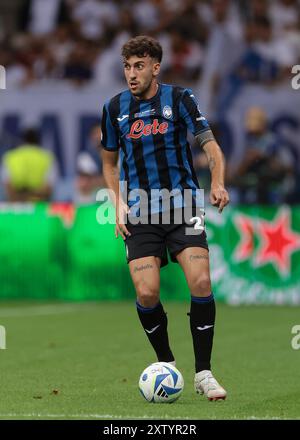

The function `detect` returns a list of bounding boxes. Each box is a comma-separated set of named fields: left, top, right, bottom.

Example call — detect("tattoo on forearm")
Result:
left=189, top=255, right=209, bottom=262
left=208, top=157, right=216, bottom=172
left=133, top=264, right=153, bottom=273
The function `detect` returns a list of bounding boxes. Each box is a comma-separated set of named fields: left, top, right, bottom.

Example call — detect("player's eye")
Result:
left=136, top=64, right=144, bottom=70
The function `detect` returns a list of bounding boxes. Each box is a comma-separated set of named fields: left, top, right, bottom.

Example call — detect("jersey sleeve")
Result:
left=179, top=89, right=210, bottom=136
left=101, top=102, right=120, bottom=151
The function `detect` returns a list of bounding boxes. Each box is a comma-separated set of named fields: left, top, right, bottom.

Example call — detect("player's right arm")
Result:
left=101, top=149, right=131, bottom=239
left=101, top=102, right=131, bottom=239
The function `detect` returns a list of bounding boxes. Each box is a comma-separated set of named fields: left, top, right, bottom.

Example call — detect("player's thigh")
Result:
left=125, top=222, right=168, bottom=267
left=129, top=256, right=161, bottom=304
left=176, top=247, right=211, bottom=295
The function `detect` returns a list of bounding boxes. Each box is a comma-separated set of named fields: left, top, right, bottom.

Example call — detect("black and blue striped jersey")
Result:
left=101, top=83, right=210, bottom=212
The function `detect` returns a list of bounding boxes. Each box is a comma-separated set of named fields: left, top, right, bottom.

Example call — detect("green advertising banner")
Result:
left=0, top=203, right=299, bottom=304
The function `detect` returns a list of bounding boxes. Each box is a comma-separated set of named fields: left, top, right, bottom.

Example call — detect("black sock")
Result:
left=189, top=293, right=216, bottom=373
left=136, top=301, right=175, bottom=363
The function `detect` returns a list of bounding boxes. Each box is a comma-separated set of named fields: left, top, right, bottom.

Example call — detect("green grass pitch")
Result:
left=0, top=301, right=299, bottom=420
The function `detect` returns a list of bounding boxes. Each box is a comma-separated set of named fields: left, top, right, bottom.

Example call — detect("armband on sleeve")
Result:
left=195, top=130, right=215, bottom=148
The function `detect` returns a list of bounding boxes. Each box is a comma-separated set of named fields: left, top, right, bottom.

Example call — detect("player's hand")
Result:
left=115, top=200, right=131, bottom=239
left=210, top=184, right=230, bottom=213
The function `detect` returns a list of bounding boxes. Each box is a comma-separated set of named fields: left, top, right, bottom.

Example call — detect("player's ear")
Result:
left=153, top=62, right=160, bottom=77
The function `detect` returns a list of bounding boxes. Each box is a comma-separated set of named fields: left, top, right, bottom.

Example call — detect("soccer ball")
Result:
left=138, top=362, right=184, bottom=403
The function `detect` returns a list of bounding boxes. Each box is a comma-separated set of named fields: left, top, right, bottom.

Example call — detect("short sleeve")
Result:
left=101, top=102, right=120, bottom=151
left=179, top=89, right=210, bottom=136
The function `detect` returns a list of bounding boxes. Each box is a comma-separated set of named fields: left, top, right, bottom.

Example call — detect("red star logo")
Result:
left=254, top=209, right=300, bottom=276
left=48, top=203, right=76, bottom=227
left=234, top=215, right=255, bottom=261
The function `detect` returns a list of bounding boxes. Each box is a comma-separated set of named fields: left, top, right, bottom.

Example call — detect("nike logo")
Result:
left=196, top=116, right=206, bottom=121
left=117, top=114, right=129, bottom=122
left=196, top=325, right=214, bottom=331
left=145, top=325, right=160, bottom=334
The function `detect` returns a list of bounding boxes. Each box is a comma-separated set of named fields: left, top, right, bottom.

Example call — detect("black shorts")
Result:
left=124, top=211, right=209, bottom=267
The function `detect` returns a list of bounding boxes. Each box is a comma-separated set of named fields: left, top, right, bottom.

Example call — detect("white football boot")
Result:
left=194, top=370, right=227, bottom=401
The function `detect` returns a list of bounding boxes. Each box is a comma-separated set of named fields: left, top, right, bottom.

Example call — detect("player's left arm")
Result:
left=179, top=88, right=230, bottom=213
left=199, top=138, right=230, bottom=213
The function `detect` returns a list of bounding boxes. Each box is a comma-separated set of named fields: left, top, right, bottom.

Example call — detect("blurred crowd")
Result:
left=0, top=0, right=300, bottom=205
left=0, top=0, right=299, bottom=89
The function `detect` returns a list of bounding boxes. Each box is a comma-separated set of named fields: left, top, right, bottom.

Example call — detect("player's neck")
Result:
left=135, top=81, right=159, bottom=101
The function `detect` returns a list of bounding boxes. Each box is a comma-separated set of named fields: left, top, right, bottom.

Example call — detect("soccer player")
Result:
left=101, top=36, right=230, bottom=401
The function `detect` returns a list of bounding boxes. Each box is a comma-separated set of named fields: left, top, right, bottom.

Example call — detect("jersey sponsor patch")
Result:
left=126, top=119, right=168, bottom=139
left=134, top=108, right=155, bottom=118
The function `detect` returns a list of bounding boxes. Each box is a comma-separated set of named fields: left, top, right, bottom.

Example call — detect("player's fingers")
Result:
left=119, top=210, right=131, bottom=230
left=117, top=224, right=126, bottom=240
left=218, top=193, right=230, bottom=212
left=218, top=198, right=226, bottom=213
left=120, top=223, right=131, bottom=237
left=117, top=214, right=131, bottom=236
left=210, top=193, right=217, bottom=204
left=118, top=220, right=131, bottom=239
left=222, top=192, right=230, bottom=207
left=115, top=226, right=118, bottom=238
left=115, top=222, right=125, bottom=239
left=210, top=192, right=221, bottom=206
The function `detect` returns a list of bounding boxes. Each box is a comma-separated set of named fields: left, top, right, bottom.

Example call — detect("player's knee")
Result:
left=136, top=280, right=159, bottom=307
left=190, top=275, right=211, bottom=296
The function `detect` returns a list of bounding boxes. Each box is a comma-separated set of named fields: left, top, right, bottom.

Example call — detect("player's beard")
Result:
left=131, top=77, right=153, bottom=99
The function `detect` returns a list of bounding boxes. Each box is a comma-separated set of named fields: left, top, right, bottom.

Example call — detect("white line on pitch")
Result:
left=0, top=414, right=296, bottom=420
left=0, top=414, right=193, bottom=420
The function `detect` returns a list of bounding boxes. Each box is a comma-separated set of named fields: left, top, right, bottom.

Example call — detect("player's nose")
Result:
left=129, top=68, right=136, bottom=79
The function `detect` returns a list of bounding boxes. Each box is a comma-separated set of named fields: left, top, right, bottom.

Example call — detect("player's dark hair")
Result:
left=122, top=35, right=163, bottom=62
